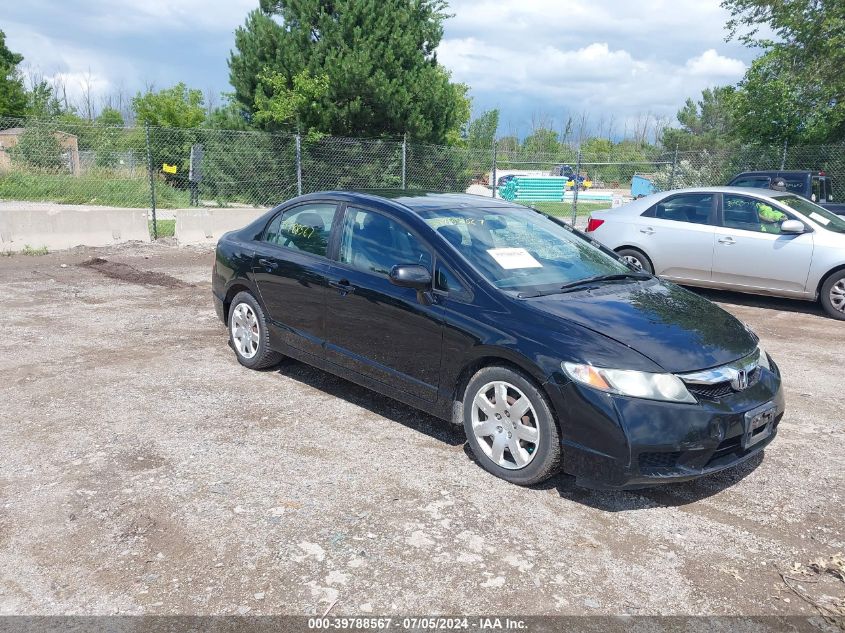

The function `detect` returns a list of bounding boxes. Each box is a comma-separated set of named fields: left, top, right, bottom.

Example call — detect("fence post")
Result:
left=669, top=145, right=679, bottom=190
left=145, top=123, right=157, bottom=240
left=571, top=148, right=582, bottom=225
left=401, top=133, right=407, bottom=190
left=491, top=141, right=498, bottom=199
left=781, top=139, right=788, bottom=170
left=295, top=133, right=303, bottom=196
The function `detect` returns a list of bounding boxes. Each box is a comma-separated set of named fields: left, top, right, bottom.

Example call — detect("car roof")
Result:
left=732, top=171, right=818, bottom=177
left=298, top=189, right=524, bottom=213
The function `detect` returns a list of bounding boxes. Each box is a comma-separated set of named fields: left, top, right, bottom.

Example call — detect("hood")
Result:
left=524, top=279, right=756, bottom=374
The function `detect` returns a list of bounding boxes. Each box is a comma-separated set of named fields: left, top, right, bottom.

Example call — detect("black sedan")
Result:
left=212, top=191, right=784, bottom=489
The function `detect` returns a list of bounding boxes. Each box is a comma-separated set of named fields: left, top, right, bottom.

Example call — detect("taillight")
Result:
left=586, top=217, right=605, bottom=232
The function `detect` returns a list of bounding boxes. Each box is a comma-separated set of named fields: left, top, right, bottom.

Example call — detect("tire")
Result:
left=820, top=271, right=845, bottom=321
left=616, top=248, right=653, bottom=274
left=227, top=291, right=284, bottom=369
left=462, top=366, right=561, bottom=486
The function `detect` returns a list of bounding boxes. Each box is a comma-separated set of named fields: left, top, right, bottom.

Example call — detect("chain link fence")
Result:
left=1, top=115, right=844, bottom=238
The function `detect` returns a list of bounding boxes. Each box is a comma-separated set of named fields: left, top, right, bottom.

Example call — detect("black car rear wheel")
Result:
left=462, top=366, right=561, bottom=486
left=820, top=271, right=845, bottom=321
left=228, top=291, right=284, bottom=369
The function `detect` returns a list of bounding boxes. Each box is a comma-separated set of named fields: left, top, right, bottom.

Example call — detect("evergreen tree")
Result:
left=228, top=0, right=470, bottom=143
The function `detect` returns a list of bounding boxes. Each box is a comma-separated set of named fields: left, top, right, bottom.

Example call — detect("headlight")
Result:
left=756, top=344, right=772, bottom=371
left=562, top=362, right=697, bottom=403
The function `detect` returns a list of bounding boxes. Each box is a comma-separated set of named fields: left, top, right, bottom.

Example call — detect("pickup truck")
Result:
left=727, top=170, right=845, bottom=215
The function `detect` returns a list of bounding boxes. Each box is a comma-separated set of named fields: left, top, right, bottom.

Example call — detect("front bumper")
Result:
left=549, top=363, right=785, bottom=490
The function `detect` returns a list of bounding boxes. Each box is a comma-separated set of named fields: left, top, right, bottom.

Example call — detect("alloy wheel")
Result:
left=830, top=279, right=845, bottom=313
left=231, top=302, right=260, bottom=359
left=622, top=255, right=643, bottom=270
left=470, top=381, right=540, bottom=470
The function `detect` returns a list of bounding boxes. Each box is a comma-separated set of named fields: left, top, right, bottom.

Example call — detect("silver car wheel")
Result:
left=231, top=302, right=260, bottom=359
left=830, top=279, right=845, bottom=313
left=471, top=381, right=540, bottom=470
left=622, top=255, right=643, bottom=270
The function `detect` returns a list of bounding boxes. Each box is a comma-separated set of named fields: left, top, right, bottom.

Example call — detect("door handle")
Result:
left=328, top=279, right=355, bottom=295
left=257, top=258, right=278, bottom=269
left=718, top=237, right=736, bottom=245
left=640, top=227, right=655, bottom=235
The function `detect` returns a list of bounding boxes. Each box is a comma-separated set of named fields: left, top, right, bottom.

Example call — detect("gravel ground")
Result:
left=0, top=241, right=843, bottom=619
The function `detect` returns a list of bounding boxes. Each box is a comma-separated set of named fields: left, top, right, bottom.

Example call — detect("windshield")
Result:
left=775, top=195, right=845, bottom=234
left=417, top=205, right=636, bottom=293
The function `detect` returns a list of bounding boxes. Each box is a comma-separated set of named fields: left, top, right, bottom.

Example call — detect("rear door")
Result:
left=251, top=201, right=339, bottom=358
left=710, top=193, right=814, bottom=295
left=637, top=192, right=717, bottom=282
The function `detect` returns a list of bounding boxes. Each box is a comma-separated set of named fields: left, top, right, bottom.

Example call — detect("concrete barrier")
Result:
left=0, top=203, right=150, bottom=252
left=175, top=208, right=270, bottom=245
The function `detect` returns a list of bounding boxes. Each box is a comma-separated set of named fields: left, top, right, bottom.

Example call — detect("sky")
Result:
left=3, top=0, right=757, bottom=139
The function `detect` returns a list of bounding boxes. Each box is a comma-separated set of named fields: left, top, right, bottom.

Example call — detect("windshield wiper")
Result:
left=558, top=272, right=650, bottom=293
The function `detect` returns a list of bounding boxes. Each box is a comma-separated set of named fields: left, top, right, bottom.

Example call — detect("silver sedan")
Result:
left=585, top=186, right=845, bottom=320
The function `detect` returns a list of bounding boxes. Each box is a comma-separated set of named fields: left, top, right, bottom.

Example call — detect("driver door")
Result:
left=323, top=206, right=443, bottom=401
left=710, top=193, right=814, bottom=295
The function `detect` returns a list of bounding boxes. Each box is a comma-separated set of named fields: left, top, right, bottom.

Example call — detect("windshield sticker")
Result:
left=487, top=247, right=542, bottom=270
left=426, top=217, right=489, bottom=229
left=809, top=211, right=831, bottom=226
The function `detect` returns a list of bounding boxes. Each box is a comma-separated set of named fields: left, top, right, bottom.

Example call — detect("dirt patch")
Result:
left=79, top=257, right=191, bottom=289
left=0, top=241, right=843, bottom=618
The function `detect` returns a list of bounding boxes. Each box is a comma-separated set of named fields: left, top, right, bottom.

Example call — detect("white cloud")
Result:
left=439, top=0, right=752, bottom=134
left=685, top=49, right=747, bottom=77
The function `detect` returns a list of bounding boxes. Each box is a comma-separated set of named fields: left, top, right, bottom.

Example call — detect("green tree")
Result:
left=9, top=126, right=65, bottom=170
left=722, top=0, right=845, bottom=143
left=132, top=83, right=206, bottom=128
left=0, top=29, right=27, bottom=117
left=26, top=80, right=64, bottom=117
left=660, top=86, right=737, bottom=150
left=522, top=128, right=559, bottom=156
left=253, top=68, right=329, bottom=136
left=465, top=109, right=499, bottom=149
left=228, top=0, right=470, bottom=143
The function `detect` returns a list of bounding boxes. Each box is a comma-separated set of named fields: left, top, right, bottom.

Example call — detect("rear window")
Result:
left=643, top=193, right=713, bottom=224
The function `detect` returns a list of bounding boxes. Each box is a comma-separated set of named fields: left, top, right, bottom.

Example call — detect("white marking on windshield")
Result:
left=487, top=248, right=543, bottom=270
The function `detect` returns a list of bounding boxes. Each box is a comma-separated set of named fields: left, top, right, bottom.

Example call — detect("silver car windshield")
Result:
left=775, top=195, right=845, bottom=234
left=418, top=206, right=635, bottom=293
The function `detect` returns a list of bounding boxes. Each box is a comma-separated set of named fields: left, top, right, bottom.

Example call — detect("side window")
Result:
left=434, top=262, right=468, bottom=297
left=812, top=177, right=821, bottom=203
left=731, top=177, right=770, bottom=189
left=339, top=207, right=431, bottom=276
left=645, top=194, right=713, bottom=224
left=263, top=203, right=337, bottom=257
left=722, top=195, right=790, bottom=234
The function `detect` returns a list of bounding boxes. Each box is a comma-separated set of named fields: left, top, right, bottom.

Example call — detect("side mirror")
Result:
left=389, top=264, right=432, bottom=290
left=781, top=219, right=805, bottom=234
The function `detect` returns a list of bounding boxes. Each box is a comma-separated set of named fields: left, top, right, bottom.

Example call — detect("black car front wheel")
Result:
left=228, top=291, right=284, bottom=369
left=462, top=366, right=561, bottom=486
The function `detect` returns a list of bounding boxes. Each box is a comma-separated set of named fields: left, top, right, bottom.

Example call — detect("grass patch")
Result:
left=517, top=200, right=610, bottom=218
left=150, top=219, right=176, bottom=238
left=0, top=171, right=190, bottom=208
left=21, top=244, right=49, bottom=256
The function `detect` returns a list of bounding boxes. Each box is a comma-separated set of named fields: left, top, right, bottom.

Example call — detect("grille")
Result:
left=639, top=451, right=682, bottom=471
left=685, top=367, right=762, bottom=400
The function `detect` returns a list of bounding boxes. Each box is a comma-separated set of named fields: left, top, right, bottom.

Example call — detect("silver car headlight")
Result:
left=562, top=362, right=697, bottom=404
